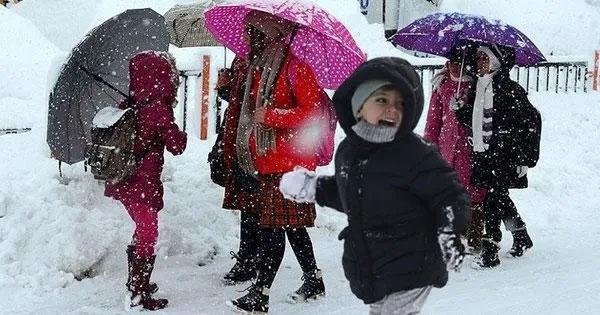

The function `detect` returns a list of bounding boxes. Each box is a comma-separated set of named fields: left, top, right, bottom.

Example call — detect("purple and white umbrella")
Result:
left=390, top=12, right=546, bottom=65
left=204, top=0, right=366, bottom=89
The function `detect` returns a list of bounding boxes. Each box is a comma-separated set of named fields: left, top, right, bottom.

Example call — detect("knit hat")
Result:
left=350, top=79, right=392, bottom=118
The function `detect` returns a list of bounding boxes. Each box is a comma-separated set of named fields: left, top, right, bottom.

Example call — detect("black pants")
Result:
left=483, top=187, right=527, bottom=243
left=256, top=228, right=318, bottom=288
left=238, top=211, right=260, bottom=261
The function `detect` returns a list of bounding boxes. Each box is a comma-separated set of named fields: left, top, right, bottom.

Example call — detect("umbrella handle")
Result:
left=78, top=64, right=129, bottom=99
left=456, top=49, right=466, bottom=99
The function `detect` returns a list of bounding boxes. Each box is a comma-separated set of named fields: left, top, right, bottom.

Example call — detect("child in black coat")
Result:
left=280, top=57, right=471, bottom=313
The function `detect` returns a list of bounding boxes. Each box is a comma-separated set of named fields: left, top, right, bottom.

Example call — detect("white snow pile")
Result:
left=92, top=107, right=131, bottom=128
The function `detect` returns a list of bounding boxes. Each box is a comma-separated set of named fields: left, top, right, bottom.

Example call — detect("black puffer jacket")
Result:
left=455, top=46, right=542, bottom=189
left=315, top=57, right=470, bottom=304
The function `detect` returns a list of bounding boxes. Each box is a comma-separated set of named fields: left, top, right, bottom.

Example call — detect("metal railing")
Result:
left=413, top=61, right=590, bottom=93
left=0, top=128, right=31, bottom=136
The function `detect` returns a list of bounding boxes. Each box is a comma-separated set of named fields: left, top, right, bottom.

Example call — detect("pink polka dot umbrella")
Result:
left=204, top=0, right=366, bottom=89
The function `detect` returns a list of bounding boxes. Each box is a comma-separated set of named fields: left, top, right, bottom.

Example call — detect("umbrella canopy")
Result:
left=390, top=12, right=546, bottom=65
left=47, top=8, right=169, bottom=165
left=164, top=2, right=221, bottom=47
left=204, top=0, right=366, bottom=89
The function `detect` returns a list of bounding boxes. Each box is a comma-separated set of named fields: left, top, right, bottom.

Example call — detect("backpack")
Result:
left=287, top=59, right=337, bottom=166
left=85, top=106, right=137, bottom=184
left=315, top=92, right=337, bottom=166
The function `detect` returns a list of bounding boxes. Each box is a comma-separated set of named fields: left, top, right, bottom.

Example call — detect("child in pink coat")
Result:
left=424, top=43, right=487, bottom=250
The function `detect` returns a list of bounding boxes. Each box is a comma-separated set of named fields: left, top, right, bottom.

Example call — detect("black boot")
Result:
left=288, top=269, right=326, bottom=303
left=128, top=254, right=168, bottom=311
left=228, top=284, right=269, bottom=314
left=467, top=205, right=484, bottom=253
left=224, top=251, right=257, bottom=285
left=126, top=245, right=158, bottom=294
left=473, top=237, right=500, bottom=269
left=509, top=228, right=533, bottom=257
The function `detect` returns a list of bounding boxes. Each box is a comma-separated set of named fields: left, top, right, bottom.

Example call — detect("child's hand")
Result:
left=449, top=95, right=465, bottom=111
left=437, top=232, right=466, bottom=272
left=279, top=167, right=317, bottom=203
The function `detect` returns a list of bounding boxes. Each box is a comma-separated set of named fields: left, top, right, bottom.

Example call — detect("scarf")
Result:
left=352, top=120, right=398, bottom=143
left=236, top=12, right=295, bottom=176
left=471, top=46, right=501, bottom=152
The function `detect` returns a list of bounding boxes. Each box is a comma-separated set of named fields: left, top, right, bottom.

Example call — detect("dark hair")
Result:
left=448, top=40, right=478, bottom=75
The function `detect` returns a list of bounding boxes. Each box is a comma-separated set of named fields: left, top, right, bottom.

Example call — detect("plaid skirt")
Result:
left=222, top=173, right=261, bottom=215
left=258, top=173, right=316, bottom=229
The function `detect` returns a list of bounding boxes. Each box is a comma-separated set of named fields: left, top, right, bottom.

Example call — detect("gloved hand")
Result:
left=279, top=167, right=318, bottom=203
left=516, top=166, right=528, bottom=178
left=437, top=232, right=466, bottom=272
left=449, top=95, right=465, bottom=111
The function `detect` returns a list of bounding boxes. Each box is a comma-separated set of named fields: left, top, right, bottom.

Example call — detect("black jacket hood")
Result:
left=332, top=57, right=424, bottom=140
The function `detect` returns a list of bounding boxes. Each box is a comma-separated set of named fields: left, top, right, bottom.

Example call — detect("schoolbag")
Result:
left=85, top=106, right=137, bottom=184
left=287, top=59, right=337, bottom=166
left=315, top=92, right=337, bottom=166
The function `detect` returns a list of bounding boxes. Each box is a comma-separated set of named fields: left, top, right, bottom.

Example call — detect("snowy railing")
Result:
left=413, top=58, right=590, bottom=94
left=0, top=128, right=31, bottom=136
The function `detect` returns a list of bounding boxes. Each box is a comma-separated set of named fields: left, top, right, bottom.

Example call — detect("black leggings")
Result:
left=484, top=187, right=527, bottom=242
left=238, top=211, right=260, bottom=260
left=256, top=228, right=318, bottom=288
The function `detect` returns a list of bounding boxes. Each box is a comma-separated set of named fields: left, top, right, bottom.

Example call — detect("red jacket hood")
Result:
left=129, top=51, right=179, bottom=106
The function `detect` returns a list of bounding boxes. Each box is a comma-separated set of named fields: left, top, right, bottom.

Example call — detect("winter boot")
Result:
left=466, top=205, right=484, bottom=253
left=224, top=251, right=257, bottom=285
left=508, top=228, right=533, bottom=257
left=473, top=237, right=500, bottom=269
left=127, top=245, right=158, bottom=294
left=288, top=269, right=326, bottom=303
left=128, top=254, right=168, bottom=311
left=227, top=284, right=269, bottom=314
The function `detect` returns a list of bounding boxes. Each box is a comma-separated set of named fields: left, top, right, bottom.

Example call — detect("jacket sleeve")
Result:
left=262, top=61, right=322, bottom=129
left=423, top=88, right=443, bottom=144
left=158, top=106, right=187, bottom=156
left=408, top=152, right=471, bottom=234
left=513, top=88, right=542, bottom=167
left=453, top=100, right=473, bottom=129
left=315, top=175, right=343, bottom=212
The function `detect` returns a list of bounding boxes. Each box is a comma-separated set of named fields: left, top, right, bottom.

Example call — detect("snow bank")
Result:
left=0, top=6, right=60, bottom=129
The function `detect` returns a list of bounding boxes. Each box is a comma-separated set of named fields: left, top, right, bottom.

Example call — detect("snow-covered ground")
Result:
left=1, top=0, right=600, bottom=314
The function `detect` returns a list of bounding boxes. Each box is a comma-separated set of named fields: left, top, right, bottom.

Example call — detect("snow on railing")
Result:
left=412, top=56, right=590, bottom=94
left=0, top=128, right=31, bottom=136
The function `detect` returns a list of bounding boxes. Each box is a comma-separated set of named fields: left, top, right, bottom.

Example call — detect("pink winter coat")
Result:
left=105, top=51, right=187, bottom=210
left=424, top=67, right=487, bottom=205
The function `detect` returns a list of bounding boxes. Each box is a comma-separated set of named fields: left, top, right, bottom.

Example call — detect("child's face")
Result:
left=358, top=88, right=404, bottom=128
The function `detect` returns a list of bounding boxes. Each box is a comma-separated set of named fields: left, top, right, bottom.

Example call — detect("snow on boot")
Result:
left=128, top=254, right=168, bottom=311
left=472, top=237, right=500, bottom=269
left=508, top=228, right=533, bottom=257
left=126, top=245, right=158, bottom=294
left=224, top=251, right=257, bottom=285
left=288, top=269, right=326, bottom=303
left=227, top=284, right=269, bottom=314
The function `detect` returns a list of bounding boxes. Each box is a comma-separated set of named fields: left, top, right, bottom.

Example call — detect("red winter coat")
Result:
left=105, top=51, right=187, bottom=210
left=222, top=54, right=321, bottom=175
left=424, top=67, right=486, bottom=205
left=250, top=55, right=322, bottom=174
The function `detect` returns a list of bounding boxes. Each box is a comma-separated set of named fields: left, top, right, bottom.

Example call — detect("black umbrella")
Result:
left=47, top=8, right=169, bottom=165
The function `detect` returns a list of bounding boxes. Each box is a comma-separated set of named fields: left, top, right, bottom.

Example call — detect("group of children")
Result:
left=104, top=40, right=540, bottom=313
left=280, top=43, right=541, bottom=313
